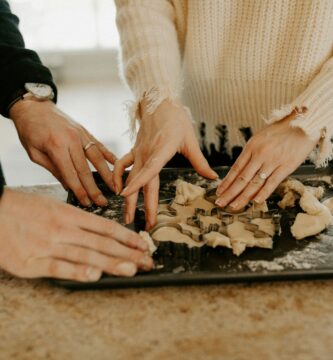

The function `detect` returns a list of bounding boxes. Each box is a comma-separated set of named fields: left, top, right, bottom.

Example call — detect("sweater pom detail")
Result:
left=264, top=104, right=307, bottom=126
left=307, top=128, right=333, bottom=168
left=126, top=86, right=179, bottom=137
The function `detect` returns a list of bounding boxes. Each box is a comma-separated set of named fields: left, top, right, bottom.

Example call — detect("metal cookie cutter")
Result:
left=151, top=187, right=282, bottom=244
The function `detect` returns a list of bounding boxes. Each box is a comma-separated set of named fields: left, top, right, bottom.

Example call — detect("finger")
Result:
left=183, top=138, right=218, bottom=179
left=143, top=176, right=160, bottom=230
left=121, top=148, right=174, bottom=197
left=52, top=244, right=138, bottom=277
left=228, top=163, right=278, bottom=210
left=69, top=145, right=108, bottom=207
left=85, top=131, right=118, bottom=164
left=26, top=258, right=102, bottom=282
left=113, top=151, right=134, bottom=195
left=84, top=144, right=115, bottom=192
left=123, top=163, right=140, bottom=225
left=217, top=148, right=252, bottom=195
left=29, top=149, right=66, bottom=187
left=56, top=230, right=153, bottom=271
left=47, top=148, right=91, bottom=206
left=63, top=204, right=149, bottom=252
left=215, top=155, right=262, bottom=208
left=254, top=166, right=289, bottom=203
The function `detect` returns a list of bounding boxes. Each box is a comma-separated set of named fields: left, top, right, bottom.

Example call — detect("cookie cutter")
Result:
left=151, top=188, right=282, bottom=243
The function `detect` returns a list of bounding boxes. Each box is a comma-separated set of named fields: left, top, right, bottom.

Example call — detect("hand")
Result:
left=215, top=112, right=319, bottom=211
left=113, top=99, right=218, bottom=229
left=10, top=100, right=116, bottom=207
left=0, top=188, right=153, bottom=281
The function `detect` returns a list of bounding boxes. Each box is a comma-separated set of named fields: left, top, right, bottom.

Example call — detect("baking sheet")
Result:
left=54, top=165, right=333, bottom=289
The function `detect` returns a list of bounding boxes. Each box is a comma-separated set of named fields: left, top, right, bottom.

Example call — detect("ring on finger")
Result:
left=251, top=171, right=268, bottom=185
left=83, top=141, right=96, bottom=152
left=258, top=171, right=268, bottom=180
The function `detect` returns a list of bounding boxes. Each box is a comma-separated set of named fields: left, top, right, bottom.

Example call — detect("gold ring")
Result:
left=83, top=141, right=96, bottom=152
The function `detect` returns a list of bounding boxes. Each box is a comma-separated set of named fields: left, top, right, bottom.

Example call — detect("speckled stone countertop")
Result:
left=0, top=185, right=332, bottom=360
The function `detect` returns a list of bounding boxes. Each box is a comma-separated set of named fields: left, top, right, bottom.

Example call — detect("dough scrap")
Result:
left=139, top=231, right=157, bottom=254
left=291, top=190, right=332, bottom=239
left=323, top=197, right=333, bottom=215
left=276, top=178, right=324, bottom=209
left=277, top=178, right=332, bottom=239
left=174, top=180, right=205, bottom=205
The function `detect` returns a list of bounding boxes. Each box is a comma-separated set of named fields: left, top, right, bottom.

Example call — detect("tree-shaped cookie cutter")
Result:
left=150, top=187, right=281, bottom=243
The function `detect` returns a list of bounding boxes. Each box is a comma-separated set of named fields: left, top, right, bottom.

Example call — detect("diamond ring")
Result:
left=258, top=172, right=268, bottom=180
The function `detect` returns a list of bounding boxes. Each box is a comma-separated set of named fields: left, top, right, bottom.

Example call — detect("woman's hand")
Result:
left=10, top=100, right=116, bottom=207
left=113, top=99, right=218, bottom=230
left=0, top=189, right=153, bottom=281
left=215, top=112, right=319, bottom=211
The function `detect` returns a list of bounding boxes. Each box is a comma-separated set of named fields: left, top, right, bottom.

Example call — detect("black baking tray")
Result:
left=54, top=165, right=333, bottom=289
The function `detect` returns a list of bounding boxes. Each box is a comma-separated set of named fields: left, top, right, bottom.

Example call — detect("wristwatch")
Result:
left=6, top=83, right=55, bottom=116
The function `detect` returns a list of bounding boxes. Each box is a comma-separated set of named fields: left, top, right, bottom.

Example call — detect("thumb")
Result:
left=183, top=138, right=218, bottom=179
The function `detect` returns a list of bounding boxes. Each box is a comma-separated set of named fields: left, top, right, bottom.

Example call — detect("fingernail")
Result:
left=216, top=187, right=224, bottom=196
left=116, top=262, right=137, bottom=277
left=120, top=186, right=128, bottom=196
left=229, top=202, right=238, bottom=209
left=254, top=197, right=262, bottom=204
left=215, top=198, right=225, bottom=207
left=211, top=170, right=219, bottom=179
left=97, top=194, right=108, bottom=206
left=83, top=197, right=92, bottom=207
left=138, top=255, right=153, bottom=271
left=86, top=267, right=101, bottom=281
left=114, top=184, right=120, bottom=195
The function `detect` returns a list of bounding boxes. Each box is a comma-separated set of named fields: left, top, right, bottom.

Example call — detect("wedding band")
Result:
left=83, top=141, right=96, bottom=152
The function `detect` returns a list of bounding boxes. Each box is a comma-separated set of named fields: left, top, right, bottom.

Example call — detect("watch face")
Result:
left=25, top=83, right=54, bottom=99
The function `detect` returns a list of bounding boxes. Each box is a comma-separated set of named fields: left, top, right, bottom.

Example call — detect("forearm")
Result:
left=266, top=57, right=333, bottom=167
left=0, top=0, right=57, bottom=117
left=115, top=0, right=183, bottom=128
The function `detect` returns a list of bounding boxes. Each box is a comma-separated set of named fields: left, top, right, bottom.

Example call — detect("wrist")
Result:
left=9, top=98, right=54, bottom=122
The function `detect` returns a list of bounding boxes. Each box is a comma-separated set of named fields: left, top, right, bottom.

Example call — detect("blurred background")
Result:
left=0, top=0, right=132, bottom=185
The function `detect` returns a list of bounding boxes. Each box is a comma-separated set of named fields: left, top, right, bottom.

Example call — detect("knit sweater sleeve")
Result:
left=266, top=56, right=333, bottom=167
left=115, top=0, right=182, bottom=127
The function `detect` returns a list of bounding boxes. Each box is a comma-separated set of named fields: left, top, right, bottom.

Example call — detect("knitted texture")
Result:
left=116, top=0, right=333, bottom=166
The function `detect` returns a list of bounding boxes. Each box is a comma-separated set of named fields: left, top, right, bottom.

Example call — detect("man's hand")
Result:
left=10, top=100, right=116, bottom=207
left=113, top=99, right=218, bottom=230
left=0, top=189, right=153, bottom=281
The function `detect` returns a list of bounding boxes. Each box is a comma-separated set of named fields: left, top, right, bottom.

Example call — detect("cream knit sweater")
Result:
left=115, top=0, right=333, bottom=167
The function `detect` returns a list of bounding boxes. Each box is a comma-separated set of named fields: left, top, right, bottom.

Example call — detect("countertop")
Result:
left=0, top=185, right=332, bottom=360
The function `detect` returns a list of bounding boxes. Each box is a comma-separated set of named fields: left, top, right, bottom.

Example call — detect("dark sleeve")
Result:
left=0, top=162, right=5, bottom=198
left=0, top=0, right=57, bottom=116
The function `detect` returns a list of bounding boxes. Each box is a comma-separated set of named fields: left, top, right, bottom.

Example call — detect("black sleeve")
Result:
left=0, top=162, right=5, bottom=198
left=0, top=0, right=57, bottom=117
